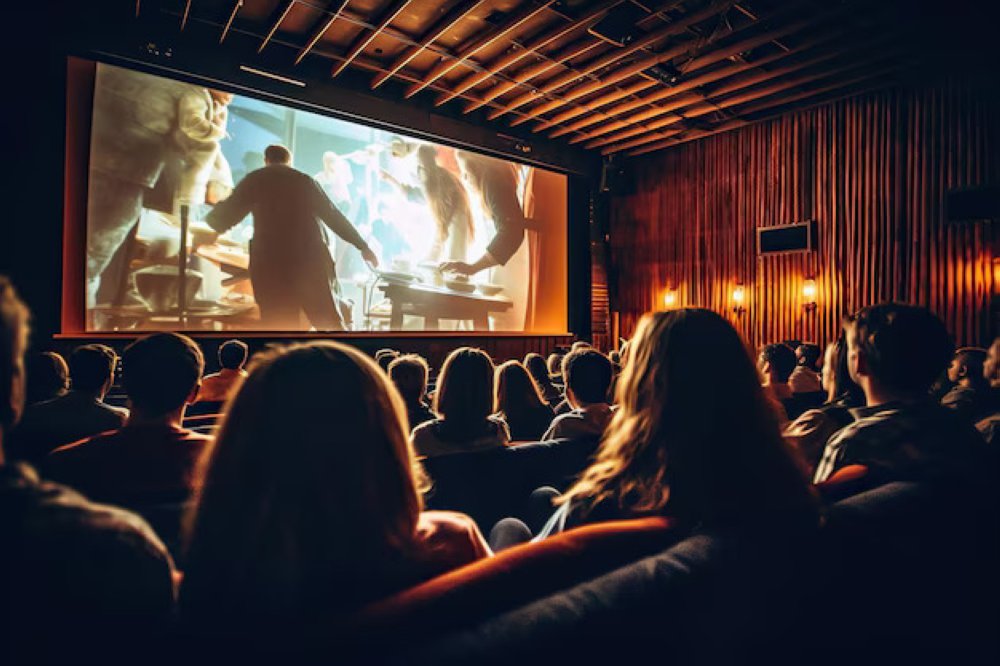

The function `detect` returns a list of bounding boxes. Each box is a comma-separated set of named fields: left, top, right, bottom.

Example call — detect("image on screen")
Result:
left=83, top=63, right=568, bottom=333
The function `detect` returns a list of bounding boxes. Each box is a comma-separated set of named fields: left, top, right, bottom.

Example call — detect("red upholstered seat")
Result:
left=815, top=464, right=870, bottom=501
left=356, top=515, right=678, bottom=636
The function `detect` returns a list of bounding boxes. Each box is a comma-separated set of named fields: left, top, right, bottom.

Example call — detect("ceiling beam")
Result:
left=539, top=12, right=825, bottom=134
left=220, top=0, right=243, bottom=44
left=551, top=26, right=841, bottom=138
left=487, top=0, right=736, bottom=121
left=435, top=0, right=624, bottom=107
left=258, top=0, right=295, bottom=53
left=294, top=0, right=351, bottom=65
left=579, top=36, right=870, bottom=147
left=601, top=60, right=900, bottom=154
left=404, top=0, right=557, bottom=99
left=181, top=0, right=192, bottom=30
left=331, top=0, right=413, bottom=76
left=625, top=75, right=897, bottom=156
left=371, top=0, right=489, bottom=90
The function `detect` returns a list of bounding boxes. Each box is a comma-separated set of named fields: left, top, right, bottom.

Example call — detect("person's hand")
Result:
left=361, top=246, right=379, bottom=268
left=439, top=261, right=475, bottom=276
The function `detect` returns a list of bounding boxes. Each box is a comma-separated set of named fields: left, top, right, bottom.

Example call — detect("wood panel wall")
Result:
left=608, top=83, right=1000, bottom=349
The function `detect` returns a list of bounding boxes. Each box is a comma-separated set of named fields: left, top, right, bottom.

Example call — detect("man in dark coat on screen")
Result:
left=205, top=144, right=378, bottom=330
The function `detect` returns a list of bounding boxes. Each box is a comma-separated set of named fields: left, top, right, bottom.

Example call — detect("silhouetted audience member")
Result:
left=759, top=342, right=799, bottom=420
left=376, top=348, right=400, bottom=374
left=571, top=341, right=592, bottom=352
left=25, top=351, right=69, bottom=406
left=537, top=308, right=818, bottom=538
left=199, top=339, right=249, bottom=403
left=984, top=337, right=1000, bottom=390
left=494, top=360, right=555, bottom=441
left=789, top=343, right=823, bottom=393
left=940, top=347, right=992, bottom=422
left=975, top=337, right=1000, bottom=445
left=784, top=331, right=866, bottom=475
left=524, top=352, right=562, bottom=409
left=180, top=341, right=490, bottom=624
left=542, top=348, right=613, bottom=441
left=412, top=348, right=509, bottom=457
left=389, top=354, right=435, bottom=430
left=9, top=344, right=127, bottom=463
left=0, top=277, right=174, bottom=662
left=814, top=304, right=988, bottom=484
left=546, top=352, right=564, bottom=388
left=46, top=333, right=211, bottom=507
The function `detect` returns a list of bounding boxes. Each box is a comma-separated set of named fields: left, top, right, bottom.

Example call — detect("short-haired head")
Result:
left=388, top=354, right=429, bottom=405
left=264, top=144, right=292, bottom=165
left=26, top=352, right=69, bottom=404
left=563, top=348, right=613, bottom=406
left=948, top=346, right=988, bottom=385
left=546, top=352, right=563, bottom=376
left=759, top=343, right=797, bottom=383
left=122, top=333, right=204, bottom=417
left=218, top=339, right=249, bottom=371
left=796, top=343, right=821, bottom=369
left=69, top=344, right=117, bottom=395
left=0, top=276, right=29, bottom=431
left=848, top=303, right=953, bottom=394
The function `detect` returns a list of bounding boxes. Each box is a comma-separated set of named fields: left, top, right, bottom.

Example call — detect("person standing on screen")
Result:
left=441, top=151, right=529, bottom=330
left=204, top=145, right=379, bottom=330
left=381, top=143, right=474, bottom=264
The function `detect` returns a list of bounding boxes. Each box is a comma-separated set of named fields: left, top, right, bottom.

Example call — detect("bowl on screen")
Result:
left=477, top=283, right=504, bottom=296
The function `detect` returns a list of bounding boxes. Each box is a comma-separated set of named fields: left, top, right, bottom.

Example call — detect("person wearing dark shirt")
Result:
left=205, top=144, right=379, bottom=330
left=494, top=360, right=555, bottom=441
left=814, top=304, right=989, bottom=484
left=46, top=333, right=211, bottom=507
left=537, top=308, right=817, bottom=539
left=9, top=344, right=127, bottom=464
left=24, top=351, right=69, bottom=406
left=0, top=277, right=174, bottom=662
left=542, top=348, right=614, bottom=442
left=388, top=353, right=435, bottom=430
left=940, top=347, right=993, bottom=422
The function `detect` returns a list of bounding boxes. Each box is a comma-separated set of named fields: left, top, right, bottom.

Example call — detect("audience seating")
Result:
left=356, top=516, right=678, bottom=638
left=421, top=437, right=600, bottom=533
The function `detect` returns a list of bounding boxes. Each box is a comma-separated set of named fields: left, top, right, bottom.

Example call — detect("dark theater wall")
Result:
left=609, top=82, right=1000, bottom=348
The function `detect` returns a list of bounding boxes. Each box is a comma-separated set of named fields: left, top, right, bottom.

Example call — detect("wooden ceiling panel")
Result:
left=128, top=0, right=943, bottom=157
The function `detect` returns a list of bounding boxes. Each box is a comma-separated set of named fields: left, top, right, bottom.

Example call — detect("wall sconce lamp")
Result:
left=803, top=278, right=818, bottom=313
left=732, top=284, right=746, bottom=316
left=663, top=288, right=678, bottom=309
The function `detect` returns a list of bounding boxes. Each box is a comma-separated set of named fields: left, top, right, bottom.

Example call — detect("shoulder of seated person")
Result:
left=417, top=510, right=481, bottom=536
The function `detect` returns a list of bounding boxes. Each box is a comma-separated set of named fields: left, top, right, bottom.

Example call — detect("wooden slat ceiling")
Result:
left=131, top=0, right=922, bottom=157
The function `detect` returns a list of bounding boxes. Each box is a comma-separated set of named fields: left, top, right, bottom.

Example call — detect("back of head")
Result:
left=563, top=308, right=816, bottom=527
left=122, top=333, right=204, bottom=418
left=217, top=339, right=249, bottom=371
left=388, top=354, right=429, bottom=406
left=760, top=343, right=797, bottom=383
left=495, top=360, right=546, bottom=419
left=797, top=343, right=821, bottom=370
left=183, top=341, right=424, bottom=617
left=523, top=353, right=549, bottom=384
left=851, top=303, right=953, bottom=394
left=69, top=344, right=117, bottom=394
left=824, top=332, right=864, bottom=406
left=546, top=352, right=563, bottom=376
left=563, top=348, right=613, bottom=405
left=263, top=144, right=292, bottom=165
left=26, top=352, right=69, bottom=404
left=952, top=347, right=988, bottom=387
left=0, top=277, right=29, bottom=432
left=375, top=349, right=399, bottom=373
left=435, top=347, right=495, bottom=427
left=571, top=341, right=592, bottom=352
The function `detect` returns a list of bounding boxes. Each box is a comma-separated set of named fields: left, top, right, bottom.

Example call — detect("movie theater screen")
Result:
left=79, top=62, right=568, bottom=333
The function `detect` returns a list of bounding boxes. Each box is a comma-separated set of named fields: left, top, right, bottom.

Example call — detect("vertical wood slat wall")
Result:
left=607, top=83, right=1000, bottom=349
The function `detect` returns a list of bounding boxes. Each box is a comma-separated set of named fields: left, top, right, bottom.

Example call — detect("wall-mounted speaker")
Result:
left=757, top=220, right=818, bottom=255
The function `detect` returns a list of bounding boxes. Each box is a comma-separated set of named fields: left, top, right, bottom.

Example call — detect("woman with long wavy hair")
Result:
left=179, top=341, right=490, bottom=624
left=494, top=360, right=555, bottom=441
left=537, top=308, right=818, bottom=537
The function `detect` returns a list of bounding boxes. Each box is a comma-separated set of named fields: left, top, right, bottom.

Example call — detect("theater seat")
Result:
left=814, top=464, right=870, bottom=501
left=421, top=438, right=600, bottom=533
left=356, top=515, right=678, bottom=639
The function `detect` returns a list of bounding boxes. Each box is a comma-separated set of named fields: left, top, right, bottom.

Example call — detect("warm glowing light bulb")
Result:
left=802, top=278, right=817, bottom=301
left=663, top=289, right=677, bottom=308
left=732, top=285, right=745, bottom=304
